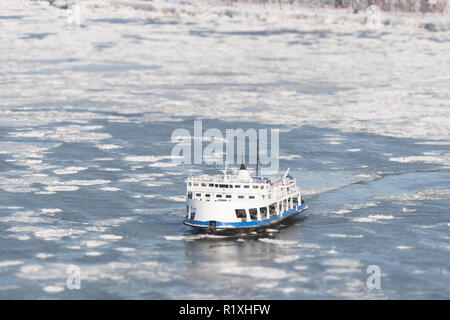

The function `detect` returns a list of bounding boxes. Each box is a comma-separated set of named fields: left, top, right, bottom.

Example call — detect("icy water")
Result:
left=1, top=118, right=449, bottom=299
left=0, top=1, right=449, bottom=299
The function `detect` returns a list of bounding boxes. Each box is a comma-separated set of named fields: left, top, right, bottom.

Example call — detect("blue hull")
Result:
left=183, top=203, right=308, bottom=230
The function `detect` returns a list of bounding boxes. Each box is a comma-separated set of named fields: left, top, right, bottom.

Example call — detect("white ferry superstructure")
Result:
left=183, top=164, right=308, bottom=231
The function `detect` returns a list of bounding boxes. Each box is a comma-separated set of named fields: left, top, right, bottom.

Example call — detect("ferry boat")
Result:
left=183, top=163, right=307, bottom=232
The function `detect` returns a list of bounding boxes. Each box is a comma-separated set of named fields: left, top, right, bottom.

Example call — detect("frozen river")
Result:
left=0, top=0, right=449, bottom=299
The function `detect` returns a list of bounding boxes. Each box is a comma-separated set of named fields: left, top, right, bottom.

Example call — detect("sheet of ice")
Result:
left=389, top=154, right=450, bottom=166
left=36, top=253, right=54, bottom=259
left=99, top=234, right=123, bottom=240
left=96, top=144, right=123, bottom=150
left=7, top=225, right=87, bottom=241
left=322, top=259, right=362, bottom=274
left=218, top=262, right=291, bottom=280
left=351, top=215, right=394, bottom=223
left=114, top=247, right=136, bottom=252
left=279, top=155, right=302, bottom=160
left=100, top=187, right=121, bottom=191
left=164, top=234, right=231, bottom=241
left=41, top=208, right=62, bottom=214
left=328, top=234, right=364, bottom=238
left=1, top=0, right=449, bottom=143
left=376, top=189, right=450, bottom=201
left=43, top=285, right=65, bottom=293
left=274, top=255, right=300, bottom=264
left=167, top=195, right=186, bottom=202
left=0, top=261, right=23, bottom=268
left=82, top=240, right=109, bottom=248
left=85, top=251, right=103, bottom=256
left=53, top=167, right=88, bottom=175
left=258, top=238, right=299, bottom=247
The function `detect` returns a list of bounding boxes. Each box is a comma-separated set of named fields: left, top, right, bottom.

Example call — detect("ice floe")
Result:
left=218, top=262, right=290, bottom=280
left=99, top=234, right=123, bottom=240
left=328, top=233, right=364, bottom=238
left=96, top=144, right=123, bottom=150
left=274, top=255, right=300, bottom=264
left=100, top=187, right=121, bottom=191
left=41, top=208, right=63, bottom=214
left=258, top=238, right=298, bottom=247
left=389, top=154, right=450, bottom=166
left=376, top=189, right=450, bottom=201
left=53, top=166, right=88, bottom=175
left=351, top=215, right=394, bottom=223
left=114, top=247, right=136, bottom=252
left=85, top=251, right=103, bottom=256
left=279, top=155, right=302, bottom=160
left=36, top=253, right=54, bottom=259
left=43, top=285, right=65, bottom=293
left=0, top=260, right=23, bottom=268
left=167, top=195, right=185, bottom=202
left=82, top=240, right=109, bottom=248
left=7, top=226, right=87, bottom=241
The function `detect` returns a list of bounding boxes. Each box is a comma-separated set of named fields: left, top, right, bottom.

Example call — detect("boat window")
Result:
left=235, top=185, right=241, bottom=188
left=187, top=192, right=192, bottom=199
left=260, top=207, right=268, bottom=219
left=186, top=206, right=189, bottom=218
left=235, top=209, right=246, bottom=221
left=249, top=195, right=255, bottom=199
left=188, top=183, right=192, bottom=186
left=244, top=185, right=249, bottom=189
left=283, top=199, right=287, bottom=212
left=249, top=208, right=258, bottom=221
left=193, top=183, right=199, bottom=186
left=201, top=183, right=207, bottom=187
left=215, top=184, right=218, bottom=187
left=209, top=184, right=214, bottom=187
left=238, top=195, right=244, bottom=199
left=253, top=185, right=258, bottom=189
left=219, top=184, right=228, bottom=188
left=269, top=203, right=276, bottom=217
left=190, top=207, right=196, bottom=219
left=225, top=195, right=232, bottom=199
left=293, top=196, right=298, bottom=206
left=196, top=193, right=201, bottom=197
left=260, top=186, right=264, bottom=189
left=205, top=194, right=210, bottom=197
left=216, top=194, right=222, bottom=198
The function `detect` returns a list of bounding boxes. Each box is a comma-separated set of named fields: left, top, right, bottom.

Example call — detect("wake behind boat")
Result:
left=183, top=163, right=307, bottom=232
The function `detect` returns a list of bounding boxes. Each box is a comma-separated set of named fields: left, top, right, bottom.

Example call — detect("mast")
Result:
left=240, top=155, right=246, bottom=170
left=223, top=162, right=228, bottom=181
left=256, top=133, right=259, bottom=177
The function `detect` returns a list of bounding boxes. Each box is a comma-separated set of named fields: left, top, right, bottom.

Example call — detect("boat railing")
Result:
left=186, top=175, right=294, bottom=186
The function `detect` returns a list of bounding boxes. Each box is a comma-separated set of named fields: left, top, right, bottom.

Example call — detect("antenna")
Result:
left=256, top=133, right=259, bottom=177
